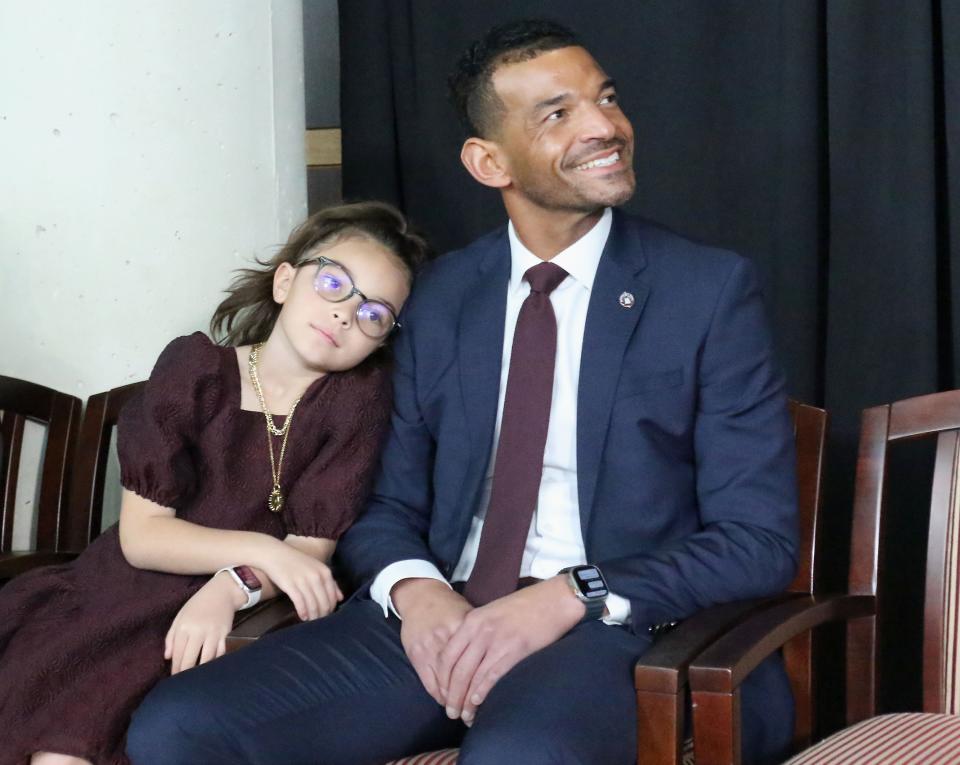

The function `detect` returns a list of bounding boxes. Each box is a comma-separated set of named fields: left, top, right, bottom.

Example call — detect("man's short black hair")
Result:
left=448, top=18, right=580, bottom=138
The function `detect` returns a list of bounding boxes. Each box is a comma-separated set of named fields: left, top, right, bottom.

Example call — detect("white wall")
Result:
left=0, top=0, right=308, bottom=545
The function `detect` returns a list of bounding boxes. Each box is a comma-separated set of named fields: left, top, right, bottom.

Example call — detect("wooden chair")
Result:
left=0, top=375, right=82, bottom=579
left=64, top=381, right=145, bottom=548
left=0, top=380, right=146, bottom=580
left=687, top=389, right=960, bottom=764
left=633, top=400, right=828, bottom=765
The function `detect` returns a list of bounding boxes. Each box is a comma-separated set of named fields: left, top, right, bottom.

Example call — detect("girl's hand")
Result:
left=255, top=538, right=343, bottom=621
left=164, top=572, right=244, bottom=674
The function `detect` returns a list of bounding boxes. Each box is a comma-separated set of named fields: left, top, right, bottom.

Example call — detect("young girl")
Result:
left=0, top=201, right=429, bottom=765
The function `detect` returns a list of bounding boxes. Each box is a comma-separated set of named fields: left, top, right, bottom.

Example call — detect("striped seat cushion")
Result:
left=785, top=713, right=960, bottom=764
left=385, top=736, right=695, bottom=765
left=386, top=749, right=459, bottom=765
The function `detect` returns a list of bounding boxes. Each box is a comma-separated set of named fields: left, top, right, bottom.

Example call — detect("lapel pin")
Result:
left=618, top=291, right=635, bottom=309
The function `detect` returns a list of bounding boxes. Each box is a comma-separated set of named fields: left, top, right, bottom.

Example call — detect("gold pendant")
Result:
left=268, top=486, right=284, bottom=513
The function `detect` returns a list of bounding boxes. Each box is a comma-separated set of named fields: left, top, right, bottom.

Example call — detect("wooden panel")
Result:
left=307, top=166, right=342, bottom=213
left=306, top=128, right=342, bottom=166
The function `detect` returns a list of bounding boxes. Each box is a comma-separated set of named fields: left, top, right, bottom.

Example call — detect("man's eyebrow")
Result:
left=532, top=92, right=571, bottom=114
left=600, top=78, right=617, bottom=92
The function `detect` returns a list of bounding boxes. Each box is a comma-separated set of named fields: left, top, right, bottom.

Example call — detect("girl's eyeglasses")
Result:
left=298, top=256, right=400, bottom=340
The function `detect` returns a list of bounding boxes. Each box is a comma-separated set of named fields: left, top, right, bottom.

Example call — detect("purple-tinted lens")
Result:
left=313, top=262, right=352, bottom=300
left=357, top=301, right=394, bottom=338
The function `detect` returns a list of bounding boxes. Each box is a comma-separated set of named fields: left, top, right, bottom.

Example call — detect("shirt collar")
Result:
left=506, top=207, right=612, bottom=294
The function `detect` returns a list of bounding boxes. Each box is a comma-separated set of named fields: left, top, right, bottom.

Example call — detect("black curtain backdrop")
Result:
left=337, top=0, right=959, bottom=730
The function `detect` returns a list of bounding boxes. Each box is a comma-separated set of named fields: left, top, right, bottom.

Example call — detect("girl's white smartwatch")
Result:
left=216, top=565, right=263, bottom=610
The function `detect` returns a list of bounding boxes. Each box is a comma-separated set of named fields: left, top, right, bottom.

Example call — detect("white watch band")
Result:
left=216, top=566, right=262, bottom=610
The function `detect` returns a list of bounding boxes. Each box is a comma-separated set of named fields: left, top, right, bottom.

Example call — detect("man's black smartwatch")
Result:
left=559, top=564, right=608, bottom=622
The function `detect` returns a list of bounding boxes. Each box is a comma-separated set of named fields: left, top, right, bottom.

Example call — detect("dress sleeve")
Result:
left=117, top=332, right=223, bottom=508
left=282, top=358, right=393, bottom=539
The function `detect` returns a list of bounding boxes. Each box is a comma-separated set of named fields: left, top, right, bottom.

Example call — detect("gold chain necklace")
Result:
left=248, top=343, right=304, bottom=513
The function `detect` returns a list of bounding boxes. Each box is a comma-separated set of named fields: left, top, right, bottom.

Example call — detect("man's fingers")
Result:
left=462, top=654, right=505, bottom=722
left=407, top=650, right=443, bottom=705
left=436, top=628, right=471, bottom=698
left=444, top=641, right=487, bottom=718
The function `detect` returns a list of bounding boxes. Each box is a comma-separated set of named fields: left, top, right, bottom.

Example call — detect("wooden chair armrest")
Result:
left=226, top=596, right=300, bottom=653
left=689, top=593, right=875, bottom=693
left=634, top=595, right=799, bottom=765
left=634, top=594, right=797, bottom=693
left=0, top=550, right=80, bottom=580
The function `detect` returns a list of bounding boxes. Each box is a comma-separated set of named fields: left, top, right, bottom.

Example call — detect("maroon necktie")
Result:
left=462, top=261, right=569, bottom=606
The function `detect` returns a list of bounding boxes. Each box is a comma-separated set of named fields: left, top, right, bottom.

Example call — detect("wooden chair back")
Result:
left=782, top=400, right=828, bottom=750
left=0, top=375, right=81, bottom=553
left=64, top=381, right=145, bottom=548
left=846, top=389, right=960, bottom=721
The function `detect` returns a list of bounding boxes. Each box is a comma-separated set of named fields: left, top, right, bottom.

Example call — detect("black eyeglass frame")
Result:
left=297, top=255, right=402, bottom=337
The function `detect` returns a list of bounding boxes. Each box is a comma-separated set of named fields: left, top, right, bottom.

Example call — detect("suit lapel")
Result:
left=458, top=232, right=511, bottom=489
left=577, top=212, right=649, bottom=539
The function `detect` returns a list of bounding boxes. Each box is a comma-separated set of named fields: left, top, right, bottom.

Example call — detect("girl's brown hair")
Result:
left=210, top=201, right=431, bottom=346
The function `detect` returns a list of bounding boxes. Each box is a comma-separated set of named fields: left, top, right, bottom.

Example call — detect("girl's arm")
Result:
left=119, top=488, right=341, bottom=620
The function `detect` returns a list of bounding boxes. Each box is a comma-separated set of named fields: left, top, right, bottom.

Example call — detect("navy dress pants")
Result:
left=126, top=598, right=793, bottom=765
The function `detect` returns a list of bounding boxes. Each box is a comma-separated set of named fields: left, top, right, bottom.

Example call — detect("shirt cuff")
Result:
left=602, top=591, right=631, bottom=625
left=369, top=559, right=451, bottom=619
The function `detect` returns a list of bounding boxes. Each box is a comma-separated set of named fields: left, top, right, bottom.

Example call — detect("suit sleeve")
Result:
left=336, top=290, right=442, bottom=586
left=598, top=258, right=799, bottom=634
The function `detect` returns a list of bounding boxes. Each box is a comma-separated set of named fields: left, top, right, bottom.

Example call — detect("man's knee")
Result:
left=126, top=676, right=235, bottom=764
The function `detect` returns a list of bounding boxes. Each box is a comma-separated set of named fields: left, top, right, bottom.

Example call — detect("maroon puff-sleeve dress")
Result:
left=0, top=333, right=392, bottom=765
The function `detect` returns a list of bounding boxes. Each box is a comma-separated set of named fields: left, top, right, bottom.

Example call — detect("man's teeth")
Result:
left=577, top=152, right=619, bottom=170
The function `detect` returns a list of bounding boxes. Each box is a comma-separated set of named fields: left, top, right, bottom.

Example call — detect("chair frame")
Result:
left=64, top=381, right=145, bottom=549
left=634, top=400, right=828, bottom=765
left=686, top=389, right=960, bottom=764
left=0, top=375, right=82, bottom=578
left=1, top=381, right=149, bottom=580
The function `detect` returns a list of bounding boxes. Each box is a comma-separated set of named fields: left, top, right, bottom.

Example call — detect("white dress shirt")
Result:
left=370, top=207, right=630, bottom=625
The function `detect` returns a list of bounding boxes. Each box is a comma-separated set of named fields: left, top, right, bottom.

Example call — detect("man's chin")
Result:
left=575, top=172, right=636, bottom=209
left=581, top=183, right=635, bottom=210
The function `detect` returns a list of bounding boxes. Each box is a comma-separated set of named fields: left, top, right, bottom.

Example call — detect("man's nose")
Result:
left=578, top=103, right=617, bottom=142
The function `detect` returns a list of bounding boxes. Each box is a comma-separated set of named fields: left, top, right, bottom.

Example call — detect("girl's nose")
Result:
left=331, top=296, right=360, bottom=328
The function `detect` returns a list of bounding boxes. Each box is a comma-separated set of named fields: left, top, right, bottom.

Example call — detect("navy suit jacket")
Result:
left=338, top=210, right=799, bottom=635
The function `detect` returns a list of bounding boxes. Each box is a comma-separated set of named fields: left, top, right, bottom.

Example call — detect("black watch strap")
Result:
left=580, top=597, right=607, bottom=622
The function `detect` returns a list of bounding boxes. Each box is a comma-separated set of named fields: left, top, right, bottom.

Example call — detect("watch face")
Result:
left=234, top=565, right=262, bottom=591
left=572, top=566, right=607, bottom=599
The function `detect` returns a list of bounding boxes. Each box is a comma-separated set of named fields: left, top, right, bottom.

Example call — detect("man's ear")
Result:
left=460, top=138, right=511, bottom=189
left=273, top=262, right=296, bottom=304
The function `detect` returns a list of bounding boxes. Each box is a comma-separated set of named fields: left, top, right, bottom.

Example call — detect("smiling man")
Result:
left=128, top=19, right=798, bottom=765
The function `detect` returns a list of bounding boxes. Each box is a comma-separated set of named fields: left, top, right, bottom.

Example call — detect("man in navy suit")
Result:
left=128, top=19, right=797, bottom=765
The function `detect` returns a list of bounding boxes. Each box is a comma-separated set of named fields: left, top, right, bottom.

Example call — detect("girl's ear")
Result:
left=273, top=262, right=296, bottom=304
